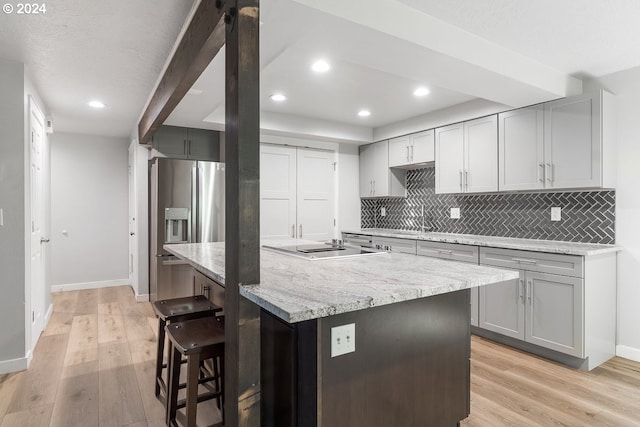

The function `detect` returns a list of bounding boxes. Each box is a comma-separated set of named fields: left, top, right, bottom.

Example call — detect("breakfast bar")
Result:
left=166, top=239, right=518, bottom=426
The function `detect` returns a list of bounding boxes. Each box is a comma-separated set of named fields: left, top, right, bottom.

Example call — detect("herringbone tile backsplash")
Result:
left=361, top=167, right=615, bottom=244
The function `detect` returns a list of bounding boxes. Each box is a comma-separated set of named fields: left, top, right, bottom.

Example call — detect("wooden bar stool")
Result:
left=152, top=295, right=222, bottom=399
left=166, top=316, right=225, bottom=427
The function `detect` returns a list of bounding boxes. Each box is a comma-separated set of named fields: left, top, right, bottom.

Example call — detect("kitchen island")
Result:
left=166, top=240, right=518, bottom=427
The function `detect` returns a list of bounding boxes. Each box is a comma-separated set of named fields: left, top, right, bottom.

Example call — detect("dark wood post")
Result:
left=224, top=1, right=261, bottom=425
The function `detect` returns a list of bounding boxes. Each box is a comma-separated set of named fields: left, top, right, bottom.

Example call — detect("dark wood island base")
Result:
left=261, top=289, right=471, bottom=427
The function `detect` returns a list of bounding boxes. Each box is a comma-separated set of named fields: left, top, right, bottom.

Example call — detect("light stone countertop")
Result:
left=165, top=239, right=519, bottom=323
left=343, top=229, right=621, bottom=256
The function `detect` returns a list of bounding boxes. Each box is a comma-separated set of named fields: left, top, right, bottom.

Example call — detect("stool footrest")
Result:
left=175, top=389, right=222, bottom=410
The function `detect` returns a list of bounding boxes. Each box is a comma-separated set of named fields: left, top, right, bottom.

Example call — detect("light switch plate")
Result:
left=551, top=207, right=562, bottom=221
left=380, top=207, right=386, bottom=217
left=331, top=323, right=355, bottom=357
left=450, top=207, right=461, bottom=219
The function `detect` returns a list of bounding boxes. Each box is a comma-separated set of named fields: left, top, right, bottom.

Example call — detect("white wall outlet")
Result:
left=450, top=207, right=461, bottom=219
left=551, top=207, right=562, bottom=221
left=331, top=323, right=355, bottom=357
left=380, top=207, right=386, bottom=217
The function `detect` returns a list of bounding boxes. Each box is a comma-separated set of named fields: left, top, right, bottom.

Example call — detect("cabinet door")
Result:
left=435, top=123, right=464, bottom=194
left=464, top=115, right=498, bottom=193
left=187, top=128, right=219, bottom=161
left=388, top=135, right=410, bottom=167
left=152, top=125, right=188, bottom=158
left=411, top=130, right=435, bottom=164
left=470, top=287, right=479, bottom=327
left=544, top=93, right=601, bottom=189
left=296, top=148, right=335, bottom=241
left=373, top=140, right=390, bottom=196
left=359, top=143, right=375, bottom=197
left=260, top=145, right=297, bottom=238
left=478, top=271, right=525, bottom=340
left=525, top=271, right=584, bottom=357
left=498, top=105, right=544, bottom=191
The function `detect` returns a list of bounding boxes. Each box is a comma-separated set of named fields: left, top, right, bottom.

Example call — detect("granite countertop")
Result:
left=165, top=239, right=518, bottom=324
left=343, top=229, right=621, bottom=256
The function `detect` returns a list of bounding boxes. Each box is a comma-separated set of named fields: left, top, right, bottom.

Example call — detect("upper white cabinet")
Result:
left=359, top=140, right=405, bottom=198
left=388, top=130, right=435, bottom=168
left=435, top=115, right=498, bottom=194
left=499, top=91, right=615, bottom=191
left=498, top=105, right=545, bottom=191
left=260, top=144, right=336, bottom=241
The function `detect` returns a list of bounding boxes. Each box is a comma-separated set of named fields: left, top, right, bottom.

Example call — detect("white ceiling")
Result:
left=2, top=0, right=640, bottom=141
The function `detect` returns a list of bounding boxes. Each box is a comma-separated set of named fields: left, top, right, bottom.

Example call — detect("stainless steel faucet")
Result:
left=420, top=205, right=434, bottom=232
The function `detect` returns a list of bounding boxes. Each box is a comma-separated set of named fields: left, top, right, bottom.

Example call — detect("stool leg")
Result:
left=186, top=353, right=201, bottom=427
left=167, top=343, right=182, bottom=426
left=154, top=318, right=166, bottom=397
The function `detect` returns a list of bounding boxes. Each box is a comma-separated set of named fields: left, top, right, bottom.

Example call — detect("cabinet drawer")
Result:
left=479, top=247, right=583, bottom=278
left=342, top=233, right=373, bottom=248
left=372, top=236, right=417, bottom=254
left=417, top=241, right=479, bottom=264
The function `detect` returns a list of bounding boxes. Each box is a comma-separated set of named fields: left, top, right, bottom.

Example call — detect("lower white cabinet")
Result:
left=372, top=236, right=417, bottom=254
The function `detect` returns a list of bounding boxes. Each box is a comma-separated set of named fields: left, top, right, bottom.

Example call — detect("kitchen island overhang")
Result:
left=165, top=240, right=518, bottom=426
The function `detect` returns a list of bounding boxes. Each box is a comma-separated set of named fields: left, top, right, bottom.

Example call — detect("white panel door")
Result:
left=544, top=93, right=601, bottom=189
left=435, top=123, right=464, bottom=194
left=359, top=144, right=374, bottom=198
left=411, top=130, right=435, bottom=164
left=29, top=97, right=46, bottom=351
left=464, top=115, right=498, bottom=193
left=296, top=148, right=335, bottom=241
left=373, top=140, right=389, bottom=196
left=260, top=145, right=297, bottom=239
left=388, top=135, right=410, bottom=167
left=499, top=106, right=545, bottom=191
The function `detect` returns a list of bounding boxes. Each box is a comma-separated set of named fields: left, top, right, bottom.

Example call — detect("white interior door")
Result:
left=260, top=145, right=297, bottom=239
left=296, top=148, right=335, bottom=241
left=128, top=145, right=138, bottom=295
left=29, top=97, right=46, bottom=351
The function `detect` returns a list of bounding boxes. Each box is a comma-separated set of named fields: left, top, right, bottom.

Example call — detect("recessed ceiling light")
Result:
left=270, top=93, right=287, bottom=102
left=88, top=100, right=105, bottom=109
left=357, top=110, right=371, bottom=117
left=311, top=60, right=331, bottom=73
left=413, top=87, right=430, bottom=97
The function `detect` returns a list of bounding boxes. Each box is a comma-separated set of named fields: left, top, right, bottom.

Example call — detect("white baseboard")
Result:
left=0, top=354, right=29, bottom=374
left=51, top=279, right=131, bottom=293
left=44, top=303, right=53, bottom=327
left=136, top=293, right=150, bottom=302
left=616, top=345, right=640, bottom=363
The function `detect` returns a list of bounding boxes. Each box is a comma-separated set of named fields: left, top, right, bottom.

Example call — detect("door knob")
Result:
left=40, top=237, right=50, bottom=243
left=130, top=232, right=135, bottom=236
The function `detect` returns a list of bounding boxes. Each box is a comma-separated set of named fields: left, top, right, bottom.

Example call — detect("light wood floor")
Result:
left=0, top=286, right=222, bottom=427
left=1, top=287, right=639, bottom=426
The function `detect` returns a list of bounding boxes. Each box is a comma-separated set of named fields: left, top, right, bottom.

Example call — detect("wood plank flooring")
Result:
left=0, top=286, right=639, bottom=426
left=0, top=286, right=221, bottom=427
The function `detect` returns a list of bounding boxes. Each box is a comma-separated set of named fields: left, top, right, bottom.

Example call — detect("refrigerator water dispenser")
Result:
left=165, top=207, right=189, bottom=243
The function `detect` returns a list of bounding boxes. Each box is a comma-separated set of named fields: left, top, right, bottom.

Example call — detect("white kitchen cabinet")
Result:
left=544, top=91, right=615, bottom=189
left=260, top=144, right=335, bottom=241
left=359, top=140, right=405, bottom=198
left=371, top=236, right=417, bottom=254
left=435, top=116, right=498, bottom=194
left=388, top=130, right=434, bottom=168
left=498, top=105, right=545, bottom=191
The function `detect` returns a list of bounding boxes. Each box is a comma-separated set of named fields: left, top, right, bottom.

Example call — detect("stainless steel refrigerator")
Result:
left=149, top=158, right=225, bottom=301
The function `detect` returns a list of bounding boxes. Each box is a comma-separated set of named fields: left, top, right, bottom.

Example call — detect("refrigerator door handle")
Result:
left=191, top=164, right=198, bottom=243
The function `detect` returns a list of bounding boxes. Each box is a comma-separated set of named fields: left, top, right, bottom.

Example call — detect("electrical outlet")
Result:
left=331, top=323, right=355, bottom=357
left=380, top=207, right=386, bottom=217
left=450, top=207, right=461, bottom=219
left=551, top=207, right=562, bottom=221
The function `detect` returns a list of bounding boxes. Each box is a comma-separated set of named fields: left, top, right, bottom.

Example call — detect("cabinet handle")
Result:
left=410, top=144, right=414, bottom=161
left=526, top=280, right=532, bottom=303
left=464, top=170, right=469, bottom=191
left=373, top=180, right=376, bottom=195
left=203, top=284, right=211, bottom=300
left=291, top=224, right=295, bottom=238
left=546, top=163, right=553, bottom=183
left=299, top=224, right=303, bottom=238
left=406, top=145, right=410, bottom=162
left=459, top=170, right=463, bottom=191
left=512, top=258, right=537, bottom=265
left=519, top=279, right=524, bottom=302
left=538, top=163, right=545, bottom=183
left=437, top=249, right=453, bottom=255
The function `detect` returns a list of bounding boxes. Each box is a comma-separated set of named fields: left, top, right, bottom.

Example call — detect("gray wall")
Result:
left=0, top=59, right=26, bottom=361
left=51, top=132, right=129, bottom=287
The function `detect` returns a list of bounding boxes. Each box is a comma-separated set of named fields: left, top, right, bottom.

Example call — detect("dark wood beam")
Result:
left=224, top=0, right=261, bottom=425
left=137, top=0, right=226, bottom=144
